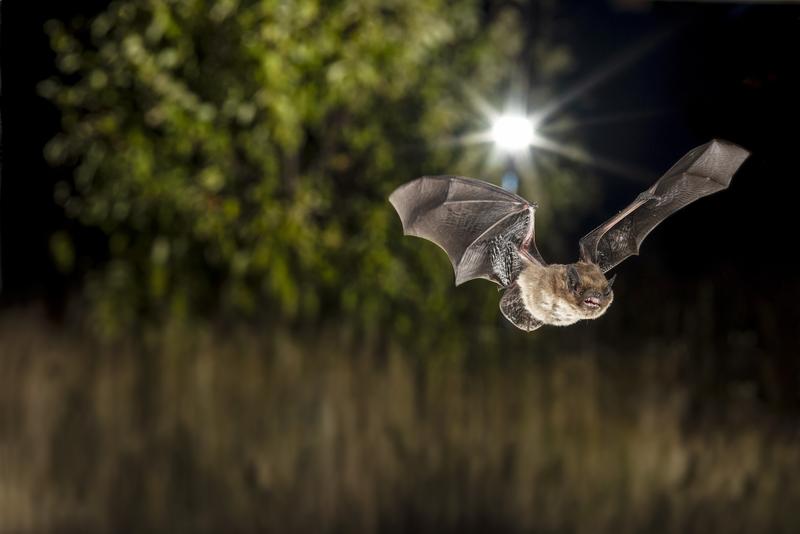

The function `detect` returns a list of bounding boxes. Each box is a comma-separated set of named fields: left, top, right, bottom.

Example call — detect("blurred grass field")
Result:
left=4, top=1, right=800, bottom=532
left=2, top=308, right=799, bottom=534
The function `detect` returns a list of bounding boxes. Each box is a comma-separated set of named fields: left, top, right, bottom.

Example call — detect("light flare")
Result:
left=490, top=115, right=538, bottom=152
left=451, top=28, right=676, bottom=183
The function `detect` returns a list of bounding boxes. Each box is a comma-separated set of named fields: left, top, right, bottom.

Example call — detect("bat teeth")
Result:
left=583, top=296, right=601, bottom=309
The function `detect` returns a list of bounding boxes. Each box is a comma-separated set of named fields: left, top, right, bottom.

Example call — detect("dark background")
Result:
left=3, top=1, right=800, bottom=533
left=4, top=1, right=798, bottom=296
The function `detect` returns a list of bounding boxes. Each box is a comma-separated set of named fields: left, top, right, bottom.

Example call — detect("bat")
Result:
left=389, top=139, right=749, bottom=331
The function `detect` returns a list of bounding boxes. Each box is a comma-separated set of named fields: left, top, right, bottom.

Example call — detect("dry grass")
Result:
left=1, top=310, right=800, bottom=534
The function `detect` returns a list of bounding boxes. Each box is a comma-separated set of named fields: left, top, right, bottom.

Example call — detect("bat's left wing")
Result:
left=579, top=139, right=750, bottom=272
left=389, top=176, right=545, bottom=287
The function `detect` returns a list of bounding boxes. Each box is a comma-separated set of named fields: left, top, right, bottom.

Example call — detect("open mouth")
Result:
left=583, top=297, right=601, bottom=309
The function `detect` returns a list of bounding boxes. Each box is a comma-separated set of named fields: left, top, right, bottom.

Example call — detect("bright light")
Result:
left=490, top=115, right=536, bottom=152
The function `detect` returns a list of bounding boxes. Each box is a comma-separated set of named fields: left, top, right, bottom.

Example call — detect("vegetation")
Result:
left=2, top=311, right=799, bottom=534
left=39, top=0, right=587, bottom=340
left=8, top=2, right=798, bottom=532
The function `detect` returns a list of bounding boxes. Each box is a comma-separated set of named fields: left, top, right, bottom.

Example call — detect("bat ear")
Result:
left=566, top=265, right=581, bottom=294
left=606, top=273, right=617, bottom=288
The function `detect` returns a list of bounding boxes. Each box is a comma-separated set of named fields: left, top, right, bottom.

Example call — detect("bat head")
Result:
left=564, top=262, right=615, bottom=319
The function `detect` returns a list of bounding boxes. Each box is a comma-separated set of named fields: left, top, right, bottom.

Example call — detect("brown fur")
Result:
left=517, top=259, right=614, bottom=326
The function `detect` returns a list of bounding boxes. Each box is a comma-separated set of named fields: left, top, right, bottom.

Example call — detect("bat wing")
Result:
left=389, top=176, right=545, bottom=286
left=579, top=139, right=750, bottom=272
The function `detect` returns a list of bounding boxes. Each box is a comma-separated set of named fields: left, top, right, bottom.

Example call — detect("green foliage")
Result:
left=41, top=0, right=576, bottom=338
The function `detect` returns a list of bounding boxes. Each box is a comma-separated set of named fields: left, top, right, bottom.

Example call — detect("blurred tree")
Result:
left=41, top=0, right=578, bottom=339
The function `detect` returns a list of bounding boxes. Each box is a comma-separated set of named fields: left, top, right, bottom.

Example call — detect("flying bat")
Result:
left=389, top=139, right=749, bottom=331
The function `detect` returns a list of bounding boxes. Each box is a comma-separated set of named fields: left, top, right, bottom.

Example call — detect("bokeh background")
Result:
left=2, top=1, right=800, bottom=532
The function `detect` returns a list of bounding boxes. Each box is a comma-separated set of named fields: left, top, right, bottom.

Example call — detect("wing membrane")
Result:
left=579, top=139, right=749, bottom=272
left=390, top=176, right=543, bottom=285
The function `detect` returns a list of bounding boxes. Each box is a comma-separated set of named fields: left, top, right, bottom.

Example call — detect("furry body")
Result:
left=389, top=141, right=748, bottom=331
left=517, top=258, right=613, bottom=326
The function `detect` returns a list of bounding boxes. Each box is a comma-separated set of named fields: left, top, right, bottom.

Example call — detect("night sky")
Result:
left=3, top=0, right=799, bottom=303
left=5, top=5, right=800, bottom=532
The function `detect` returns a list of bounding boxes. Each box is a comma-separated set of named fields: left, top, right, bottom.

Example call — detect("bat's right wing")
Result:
left=389, top=176, right=545, bottom=287
left=579, top=139, right=750, bottom=272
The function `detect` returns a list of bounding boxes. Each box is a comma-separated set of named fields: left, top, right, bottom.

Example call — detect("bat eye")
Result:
left=566, top=265, right=581, bottom=294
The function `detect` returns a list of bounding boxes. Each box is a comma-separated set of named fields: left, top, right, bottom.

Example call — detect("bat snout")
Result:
left=583, top=296, right=602, bottom=309
left=580, top=289, right=607, bottom=310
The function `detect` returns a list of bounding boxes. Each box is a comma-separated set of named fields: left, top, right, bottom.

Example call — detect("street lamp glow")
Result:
left=490, top=115, right=536, bottom=152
